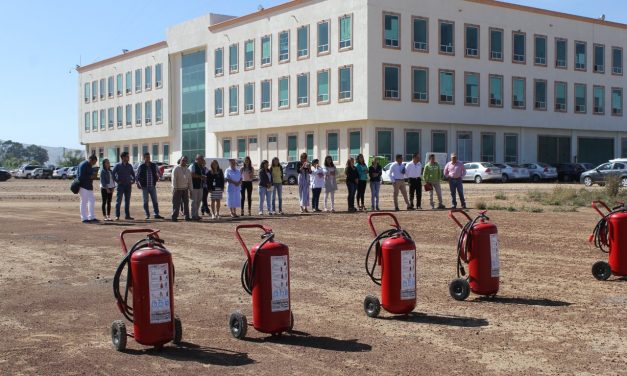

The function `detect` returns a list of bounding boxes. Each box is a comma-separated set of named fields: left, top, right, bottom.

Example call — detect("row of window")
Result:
left=382, top=65, right=624, bottom=116
left=83, top=64, right=163, bottom=103
left=382, top=12, right=624, bottom=74
left=84, top=99, right=163, bottom=132
left=93, top=143, right=170, bottom=165
left=214, top=66, right=353, bottom=115
left=214, top=14, right=353, bottom=76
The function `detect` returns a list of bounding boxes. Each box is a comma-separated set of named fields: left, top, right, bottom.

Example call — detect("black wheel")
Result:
left=583, top=177, right=593, bottom=187
left=531, top=174, right=541, bottom=183
left=173, top=317, right=183, bottom=344
left=474, top=175, right=483, bottom=184
left=621, top=177, right=627, bottom=187
left=229, top=311, right=248, bottom=339
left=62, top=174, right=67, bottom=179
left=111, top=320, right=127, bottom=351
left=449, top=278, right=470, bottom=301
left=287, top=176, right=297, bottom=185
left=501, top=174, right=509, bottom=183
left=363, top=295, right=381, bottom=318
left=592, top=261, right=612, bottom=281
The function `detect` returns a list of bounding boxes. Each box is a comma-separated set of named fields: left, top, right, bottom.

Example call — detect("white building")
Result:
left=78, top=0, right=627, bottom=166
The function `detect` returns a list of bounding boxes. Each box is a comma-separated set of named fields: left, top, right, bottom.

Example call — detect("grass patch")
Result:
left=526, top=186, right=627, bottom=208
left=475, top=200, right=487, bottom=210
left=552, top=206, right=578, bottom=213
left=495, top=191, right=507, bottom=200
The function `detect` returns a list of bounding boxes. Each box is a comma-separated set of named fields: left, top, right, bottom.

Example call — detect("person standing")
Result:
left=225, top=159, right=242, bottom=218
left=78, top=154, right=98, bottom=223
left=201, top=162, right=210, bottom=216
left=136, top=152, right=163, bottom=220
left=257, top=160, right=273, bottom=215
left=171, top=156, right=192, bottom=221
left=368, top=157, right=382, bottom=211
left=207, top=160, right=224, bottom=219
left=423, top=154, right=446, bottom=210
left=99, top=158, right=115, bottom=221
left=297, top=153, right=311, bottom=213
left=443, top=153, right=467, bottom=209
left=111, top=152, right=135, bottom=220
left=355, top=154, right=369, bottom=211
left=189, top=154, right=205, bottom=221
left=390, top=154, right=410, bottom=211
left=345, top=158, right=359, bottom=212
left=406, top=153, right=423, bottom=210
left=270, top=157, right=284, bottom=215
left=240, top=156, right=254, bottom=216
left=323, top=156, right=337, bottom=212
left=310, top=159, right=324, bottom=212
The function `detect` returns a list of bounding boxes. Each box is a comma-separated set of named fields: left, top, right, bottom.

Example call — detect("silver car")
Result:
left=494, top=163, right=530, bottom=182
left=520, top=163, right=558, bottom=182
left=462, top=162, right=502, bottom=184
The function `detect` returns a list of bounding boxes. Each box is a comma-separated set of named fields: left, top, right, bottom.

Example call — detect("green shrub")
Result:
left=495, top=191, right=507, bottom=200
left=605, top=175, right=621, bottom=198
left=475, top=200, right=487, bottom=210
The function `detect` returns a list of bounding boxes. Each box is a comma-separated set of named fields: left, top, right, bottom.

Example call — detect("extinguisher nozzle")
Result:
left=588, top=234, right=594, bottom=243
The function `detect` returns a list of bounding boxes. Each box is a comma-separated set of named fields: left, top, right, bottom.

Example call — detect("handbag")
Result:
left=424, top=182, right=433, bottom=192
left=70, top=179, right=80, bottom=194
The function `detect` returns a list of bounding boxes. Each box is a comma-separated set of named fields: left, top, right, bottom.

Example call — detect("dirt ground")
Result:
left=0, top=179, right=625, bottom=375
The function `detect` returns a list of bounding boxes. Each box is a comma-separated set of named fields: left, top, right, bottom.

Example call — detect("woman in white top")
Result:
left=323, top=156, right=337, bottom=212
left=310, top=159, right=325, bottom=212
left=99, top=159, right=116, bottom=221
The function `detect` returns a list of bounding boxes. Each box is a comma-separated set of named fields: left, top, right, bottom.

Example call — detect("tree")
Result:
left=0, top=140, right=28, bottom=168
left=59, top=150, right=84, bottom=167
left=25, top=144, right=49, bottom=165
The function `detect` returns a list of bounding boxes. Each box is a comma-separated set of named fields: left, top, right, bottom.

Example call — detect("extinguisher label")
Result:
left=270, top=255, right=290, bottom=312
left=490, top=234, right=500, bottom=278
left=148, top=263, right=172, bottom=324
left=400, top=250, right=416, bottom=300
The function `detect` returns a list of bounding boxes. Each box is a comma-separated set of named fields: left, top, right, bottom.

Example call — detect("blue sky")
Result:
left=0, top=0, right=625, bottom=149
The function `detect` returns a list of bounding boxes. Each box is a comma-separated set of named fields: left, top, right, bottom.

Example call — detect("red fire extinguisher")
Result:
left=448, top=210, right=500, bottom=301
left=229, top=224, right=293, bottom=339
left=363, top=213, right=416, bottom=318
left=589, top=201, right=627, bottom=280
left=111, top=229, right=182, bottom=351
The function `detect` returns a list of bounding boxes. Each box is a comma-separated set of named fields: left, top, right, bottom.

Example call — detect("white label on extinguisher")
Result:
left=270, top=255, right=290, bottom=312
left=490, top=234, right=500, bottom=278
left=400, top=250, right=416, bottom=300
left=148, top=263, right=172, bottom=324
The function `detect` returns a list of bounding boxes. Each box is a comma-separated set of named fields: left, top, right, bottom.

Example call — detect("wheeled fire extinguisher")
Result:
left=448, top=210, right=500, bottom=301
left=229, top=224, right=293, bottom=339
left=111, top=229, right=182, bottom=351
left=363, top=213, right=416, bottom=318
left=588, top=201, right=627, bottom=280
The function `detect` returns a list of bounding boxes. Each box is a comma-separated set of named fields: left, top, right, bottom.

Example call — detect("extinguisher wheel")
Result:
left=592, top=261, right=612, bottom=281
left=173, top=317, right=183, bottom=345
left=111, top=320, right=127, bottom=352
left=363, top=295, right=381, bottom=318
left=229, top=311, right=248, bottom=340
left=449, top=278, right=471, bottom=301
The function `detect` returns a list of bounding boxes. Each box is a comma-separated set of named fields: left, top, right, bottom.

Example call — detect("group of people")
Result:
left=75, top=150, right=468, bottom=223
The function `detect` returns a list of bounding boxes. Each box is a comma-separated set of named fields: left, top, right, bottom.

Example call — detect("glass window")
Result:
left=229, top=85, right=238, bottom=113
left=142, top=145, right=149, bottom=156
left=432, top=131, right=446, bottom=153
left=125, top=71, right=132, bottom=94
left=181, top=50, right=206, bottom=158
left=215, top=88, right=224, bottom=115
left=297, top=26, right=309, bottom=57
left=108, top=108, right=114, bottom=129
left=481, top=133, right=496, bottom=162
left=92, top=111, right=97, bottom=131
left=261, top=36, right=271, bottom=65
left=340, top=15, right=352, bottom=49
left=489, top=75, right=503, bottom=107
left=318, top=21, right=329, bottom=54
left=349, top=131, right=361, bottom=158
left=504, top=134, right=518, bottom=163
left=215, top=48, right=224, bottom=75
left=297, top=74, right=309, bottom=105
left=135, top=103, right=141, bottom=125
left=384, top=13, right=400, bottom=48
left=100, top=109, right=106, bottom=130
left=132, top=145, right=139, bottom=162
left=237, top=138, right=246, bottom=159
left=116, top=106, right=122, bottom=127
left=244, top=83, right=254, bottom=111
left=306, top=133, right=314, bottom=157
left=575, top=84, right=587, bottom=113
left=156, top=99, right=163, bottom=122
left=575, top=42, right=587, bottom=70
left=440, top=70, right=454, bottom=104
left=412, top=67, right=428, bottom=102
left=135, top=69, right=142, bottom=92
left=556, top=38, right=567, bottom=68
left=413, top=17, right=428, bottom=51
left=339, top=66, right=352, bottom=101
left=457, top=133, right=472, bottom=162
left=612, top=88, right=623, bottom=116
left=145, top=101, right=152, bottom=124
left=490, top=28, right=503, bottom=60
left=534, top=80, right=547, bottom=110
left=223, top=139, right=231, bottom=158
left=512, top=77, right=525, bottom=108
left=261, top=80, right=271, bottom=110
left=229, top=43, right=239, bottom=72
left=152, top=144, right=159, bottom=161
left=513, top=32, right=525, bottom=63
left=108, top=76, right=114, bottom=97
left=405, top=131, right=420, bottom=161
left=376, top=130, right=392, bottom=160
left=84, top=82, right=90, bottom=103
left=288, top=135, right=298, bottom=161
left=163, top=144, right=170, bottom=164
left=155, top=64, right=162, bottom=88
left=593, top=86, right=605, bottom=114
left=612, top=47, right=623, bottom=75
left=145, top=66, right=152, bottom=90
left=279, top=31, right=289, bottom=62
left=594, top=44, right=605, bottom=73
left=92, top=80, right=98, bottom=101
left=465, top=25, right=479, bottom=57
left=317, top=70, right=329, bottom=103
left=465, top=72, right=479, bottom=105
left=279, top=77, right=289, bottom=108
left=535, top=35, right=547, bottom=65
left=383, top=65, right=400, bottom=100
left=326, top=133, right=338, bottom=161
left=116, top=74, right=123, bottom=96
left=244, top=41, right=254, bottom=69
left=100, top=78, right=105, bottom=99
left=440, top=21, right=454, bottom=54
left=555, top=82, right=567, bottom=112
left=125, top=104, right=132, bottom=126
left=84, top=112, right=90, bottom=131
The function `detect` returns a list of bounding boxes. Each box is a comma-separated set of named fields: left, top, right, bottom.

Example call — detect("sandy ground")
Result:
left=0, top=179, right=625, bottom=375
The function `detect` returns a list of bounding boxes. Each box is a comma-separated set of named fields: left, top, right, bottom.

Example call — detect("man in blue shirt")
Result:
left=137, top=152, right=163, bottom=220
left=111, top=152, right=136, bottom=220
left=77, top=154, right=98, bottom=223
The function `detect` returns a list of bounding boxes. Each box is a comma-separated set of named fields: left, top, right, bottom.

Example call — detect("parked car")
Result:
left=494, top=163, right=530, bottom=182
left=32, top=168, right=53, bottom=179
left=67, top=166, right=78, bottom=179
left=0, top=168, right=12, bottom=182
left=462, top=162, right=502, bottom=183
left=162, top=166, right=174, bottom=181
left=520, top=163, right=558, bottom=182
left=553, top=163, right=586, bottom=182
left=381, top=162, right=410, bottom=184
left=283, top=161, right=299, bottom=185
left=580, top=161, right=627, bottom=187
left=577, top=163, right=595, bottom=173
left=53, top=167, right=70, bottom=179
left=15, top=164, right=40, bottom=179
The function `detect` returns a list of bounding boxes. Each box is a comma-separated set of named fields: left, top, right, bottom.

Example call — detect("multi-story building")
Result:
left=78, top=0, right=627, bottom=166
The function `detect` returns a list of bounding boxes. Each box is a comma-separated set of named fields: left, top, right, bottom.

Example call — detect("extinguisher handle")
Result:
left=448, top=209, right=473, bottom=229
left=591, top=201, right=611, bottom=217
left=119, top=229, right=160, bottom=254
left=367, top=212, right=401, bottom=237
left=235, top=224, right=273, bottom=262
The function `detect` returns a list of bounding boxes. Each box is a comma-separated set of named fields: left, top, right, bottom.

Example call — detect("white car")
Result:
left=520, top=163, right=558, bottom=182
left=494, top=163, right=530, bottom=182
left=381, top=162, right=409, bottom=184
left=462, top=162, right=502, bottom=183
left=53, top=167, right=70, bottom=179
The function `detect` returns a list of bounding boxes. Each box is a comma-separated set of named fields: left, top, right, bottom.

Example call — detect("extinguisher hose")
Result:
left=591, top=206, right=626, bottom=253
left=240, top=233, right=275, bottom=295
left=365, top=228, right=413, bottom=286
left=455, top=214, right=488, bottom=279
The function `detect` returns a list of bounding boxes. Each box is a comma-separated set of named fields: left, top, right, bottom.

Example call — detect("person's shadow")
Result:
left=243, top=330, right=372, bottom=352
left=378, top=312, right=489, bottom=327
left=124, top=341, right=254, bottom=366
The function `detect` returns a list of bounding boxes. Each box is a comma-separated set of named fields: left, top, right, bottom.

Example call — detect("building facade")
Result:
left=78, top=0, right=627, bottom=166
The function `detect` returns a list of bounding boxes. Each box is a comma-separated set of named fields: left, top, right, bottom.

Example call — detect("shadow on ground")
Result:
left=244, top=330, right=371, bottom=352
left=378, top=311, right=489, bottom=327
left=124, top=341, right=254, bottom=366
left=472, top=296, right=571, bottom=307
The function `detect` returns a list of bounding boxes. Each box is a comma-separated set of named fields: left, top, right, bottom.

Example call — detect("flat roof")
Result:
left=77, top=41, right=168, bottom=73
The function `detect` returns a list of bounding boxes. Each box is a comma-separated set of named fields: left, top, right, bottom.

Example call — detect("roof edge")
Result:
left=77, top=41, right=168, bottom=73
left=208, top=0, right=312, bottom=32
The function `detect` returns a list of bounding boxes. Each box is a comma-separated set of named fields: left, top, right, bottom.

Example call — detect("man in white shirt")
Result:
left=389, top=154, right=410, bottom=211
left=171, top=156, right=192, bottom=221
left=406, top=153, right=423, bottom=210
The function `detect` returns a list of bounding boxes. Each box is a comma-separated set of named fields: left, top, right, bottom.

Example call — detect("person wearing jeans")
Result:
left=270, top=157, right=283, bottom=214
left=78, top=154, right=98, bottom=223
left=423, top=154, right=445, bottom=210
left=112, top=151, right=135, bottom=220
left=355, top=154, right=369, bottom=211
left=171, top=156, right=192, bottom=221
left=99, top=158, right=115, bottom=221
left=189, top=154, right=205, bottom=221
left=390, top=154, right=410, bottom=211
left=136, top=152, right=163, bottom=220
left=368, top=157, right=382, bottom=211
left=443, top=153, right=467, bottom=209
left=406, top=153, right=423, bottom=210
left=257, top=160, right=272, bottom=215
left=310, top=159, right=324, bottom=212
left=345, top=158, right=359, bottom=212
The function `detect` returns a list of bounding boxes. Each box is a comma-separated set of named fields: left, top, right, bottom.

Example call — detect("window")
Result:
left=555, top=38, right=567, bottom=68
left=575, top=41, right=587, bottom=70
left=439, top=20, right=454, bottom=54
left=116, top=106, right=123, bottom=128
left=317, top=69, right=330, bottom=103
left=142, top=145, right=149, bottom=156
left=339, top=15, right=352, bottom=49
left=288, top=135, right=298, bottom=161
left=135, top=103, right=141, bottom=125
left=100, top=78, right=105, bottom=99
left=405, top=131, right=420, bottom=161
left=152, top=144, right=159, bottom=162
left=489, top=28, right=503, bottom=61
left=107, top=76, right=114, bottom=98
left=534, top=35, right=547, bottom=66
left=145, top=101, right=152, bottom=124
left=349, top=130, right=361, bottom=158
left=145, top=66, right=152, bottom=90
left=156, top=99, right=163, bottom=122
left=297, top=73, right=309, bottom=106
left=229, top=43, right=239, bottom=73
left=108, top=108, right=114, bottom=129
left=481, top=133, right=496, bottom=162
left=412, top=17, right=428, bottom=51
left=555, top=81, right=567, bottom=112
left=261, top=35, right=271, bottom=65
left=623, top=139, right=627, bottom=158
left=306, top=133, right=314, bottom=157
left=412, top=67, right=428, bottom=102
left=327, top=132, right=338, bottom=161
left=215, top=88, right=224, bottom=115
left=465, top=72, right=479, bottom=106
left=237, top=138, right=246, bottom=159
left=92, top=111, right=97, bottom=131
left=383, top=13, right=400, bottom=48
left=575, top=84, right=587, bottom=113
left=279, top=76, right=289, bottom=108
left=244, top=83, right=254, bottom=112
left=100, top=109, right=106, bottom=130
left=261, top=80, right=271, bottom=110
left=612, top=88, right=623, bottom=116
left=297, top=26, right=309, bottom=58
left=504, top=134, right=518, bottom=163
left=593, top=86, right=605, bottom=114
left=155, top=64, right=162, bottom=88
left=84, top=83, right=90, bottom=103
left=125, top=71, right=132, bottom=94
left=489, top=75, right=503, bottom=107
left=594, top=44, right=605, bottom=73
left=339, top=65, right=352, bottom=101
left=440, top=70, right=455, bottom=104
left=223, top=139, right=231, bottom=158
left=432, top=131, right=447, bottom=153
left=125, top=104, right=132, bottom=126
left=512, top=77, right=526, bottom=109
left=318, top=20, right=330, bottom=54
left=513, top=32, right=526, bottom=63
left=376, top=130, right=392, bottom=161
left=465, top=24, right=479, bottom=57
left=132, top=145, right=139, bottom=162
left=92, top=80, right=98, bottom=101
left=612, top=47, right=623, bottom=75
left=215, top=48, right=224, bottom=75
left=84, top=112, right=90, bottom=132
left=135, top=69, right=142, bottom=92
left=383, top=64, right=400, bottom=100
left=279, top=31, right=289, bottom=62
left=116, top=74, right=123, bottom=96
left=163, top=144, right=169, bottom=164
left=457, top=132, right=472, bottom=162
left=244, top=40, right=254, bottom=69
left=181, top=50, right=206, bottom=159
left=534, top=80, right=547, bottom=110
left=229, top=85, right=239, bottom=114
